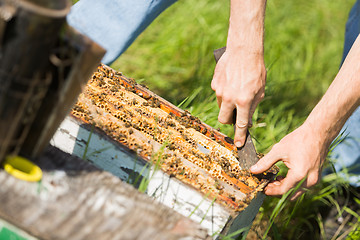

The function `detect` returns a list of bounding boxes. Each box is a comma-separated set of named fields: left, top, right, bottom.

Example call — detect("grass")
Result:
left=137, top=141, right=167, bottom=193
left=109, top=0, right=360, bottom=238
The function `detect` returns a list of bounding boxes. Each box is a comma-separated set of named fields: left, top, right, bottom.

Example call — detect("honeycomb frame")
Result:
left=71, top=64, right=278, bottom=212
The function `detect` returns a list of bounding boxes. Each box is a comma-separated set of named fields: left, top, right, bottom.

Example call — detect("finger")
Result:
left=211, top=77, right=222, bottom=93
left=234, top=120, right=248, bottom=148
left=290, top=181, right=310, bottom=201
left=264, top=179, right=282, bottom=197
left=211, top=70, right=224, bottom=100
left=211, top=78, right=217, bottom=91
left=211, top=62, right=224, bottom=91
left=265, top=176, right=297, bottom=196
left=218, top=101, right=236, bottom=124
left=212, top=78, right=223, bottom=108
left=290, top=190, right=305, bottom=201
left=233, top=105, right=250, bottom=147
left=265, top=169, right=303, bottom=196
left=212, top=85, right=224, bottom=105
left=305, top=172, right=320, bottom=188
left=265, top=175, right=285, bottom=195
left=250, top=146, right=282, bottom=174
left=290, top=173, right=318, bottom=200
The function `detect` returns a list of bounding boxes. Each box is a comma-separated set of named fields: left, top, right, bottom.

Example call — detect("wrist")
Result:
left=225, top=45, right=264, bottom=57
left=303, top=114, right=337, bottom=149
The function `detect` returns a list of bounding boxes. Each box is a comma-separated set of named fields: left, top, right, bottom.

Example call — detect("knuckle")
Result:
left=211, top=79, right=219, bottom=91
left=215, top=90, right=223, bottom=98
left=221, top=95, right=232, bottom=104
left=235, top=95, right=252, bottom=107
left=236, top=119, right=248, bottom=127
left=215, top=93, right=222, bottom=99
left=307, top=174, right=319, bottom=187
left=307, top=180, right=317, bottom=187
left=211, top=82, right=216, bottom=91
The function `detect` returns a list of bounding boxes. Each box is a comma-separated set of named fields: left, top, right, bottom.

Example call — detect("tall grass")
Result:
left=110, top=0, right=358, bottom=238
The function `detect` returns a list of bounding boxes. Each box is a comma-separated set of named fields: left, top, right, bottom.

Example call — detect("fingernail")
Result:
left=250, top=165, right=257, bottom=172
left=235, top=141, right=242, bottom=148
left=273, top=181, right=280, bottom=186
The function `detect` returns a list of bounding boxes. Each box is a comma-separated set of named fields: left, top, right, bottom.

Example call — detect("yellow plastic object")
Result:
left=3, top=156, right=42, bottom=182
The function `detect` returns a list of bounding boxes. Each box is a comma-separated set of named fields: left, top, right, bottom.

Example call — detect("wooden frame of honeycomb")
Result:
left=71, top=64, right=277, bottom=213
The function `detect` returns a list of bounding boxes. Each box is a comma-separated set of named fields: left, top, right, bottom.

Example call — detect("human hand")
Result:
left=250, top=123, right=330, bottom=200
left=211, top=49, right=266, bottom=147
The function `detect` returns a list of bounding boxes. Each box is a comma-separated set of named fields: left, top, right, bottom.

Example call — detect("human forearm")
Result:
left=305, top=35, right=360, bottom=146
left=250, top=35, right=360, bottom=199
left=212, top=0, right=267, bottom=147
left=227, top=0, right=266, bottom=54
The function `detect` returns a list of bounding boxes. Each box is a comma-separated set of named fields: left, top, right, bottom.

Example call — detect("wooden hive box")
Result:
left=52, top=64, right=277, bottom=238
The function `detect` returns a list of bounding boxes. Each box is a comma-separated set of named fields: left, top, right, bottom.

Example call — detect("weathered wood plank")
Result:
left=0, top=146, right=209, bottom=240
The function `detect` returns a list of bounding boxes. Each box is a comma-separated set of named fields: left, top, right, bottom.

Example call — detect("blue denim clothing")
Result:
left=328, top=108, right=360, bottom=187
left=67, top=0, right=177, bottom=65
left=341, top=0, right=360, bottom=64
left=327, top=0, right=360, bottom=187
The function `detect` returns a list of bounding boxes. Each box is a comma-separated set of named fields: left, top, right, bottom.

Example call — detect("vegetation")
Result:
left=111, top=0, right=359, bottom=238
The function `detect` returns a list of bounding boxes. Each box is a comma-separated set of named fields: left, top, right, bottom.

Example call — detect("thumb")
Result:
left=250, top=147, right=280, bottom=174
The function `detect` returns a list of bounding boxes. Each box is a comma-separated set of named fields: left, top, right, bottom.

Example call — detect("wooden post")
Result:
left=0, top=0, right=70, bottom=161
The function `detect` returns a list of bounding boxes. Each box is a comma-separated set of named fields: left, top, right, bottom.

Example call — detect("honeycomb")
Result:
left=71, top=64, right=277, bottom=211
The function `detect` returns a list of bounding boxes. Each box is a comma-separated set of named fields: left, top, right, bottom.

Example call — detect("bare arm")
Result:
left=211, top=0, right=267, bottom=147
left=250, top=35, right=360, bottom=199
